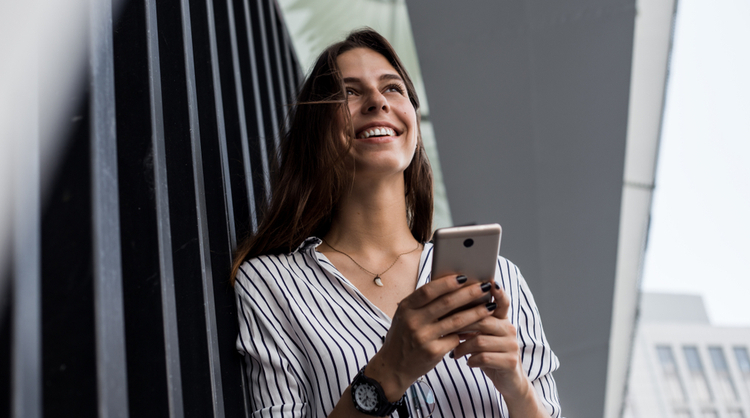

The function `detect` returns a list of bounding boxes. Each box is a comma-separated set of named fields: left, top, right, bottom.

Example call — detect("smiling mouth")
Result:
left=356, top=127, right=397, bottom=139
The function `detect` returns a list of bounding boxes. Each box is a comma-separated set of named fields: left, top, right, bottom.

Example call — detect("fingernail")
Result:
left=486, top=302, right=497, bottom=312
left=494, top=282, right=500, bottom=290
left=449, top=350, right=455, bottom=358
left=480, top=282, right=491, bottom=292
left=456, top=275, right=468, bottom=284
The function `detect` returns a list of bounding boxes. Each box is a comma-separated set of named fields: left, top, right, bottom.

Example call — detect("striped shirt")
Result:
left=235, top=237, right=561, bottom=417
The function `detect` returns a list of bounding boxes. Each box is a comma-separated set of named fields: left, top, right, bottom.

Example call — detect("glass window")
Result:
left=709, top=347, right=729, bottom=371
left=735, top=347, right=750, bottom=373
left=708, top=346, right=738, bottom=401
left=735, top=347, right=750, bottom=397
left=685, top=346, right=705, bottom=372
left=673, top=410, right=693, bottom=418
left=683, top=346, right=713, bottom=402
left=727, top=409, right=745, bottom=418
left=700, top=410, right=719, bottom=418
left=656, top=345, right=688, bottom=403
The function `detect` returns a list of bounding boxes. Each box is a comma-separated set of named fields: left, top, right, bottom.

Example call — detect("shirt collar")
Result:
left=293, top=236, right=323, bottom=254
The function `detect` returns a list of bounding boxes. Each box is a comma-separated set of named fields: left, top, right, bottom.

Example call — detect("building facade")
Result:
left=625, top=293, right=750, bottom=418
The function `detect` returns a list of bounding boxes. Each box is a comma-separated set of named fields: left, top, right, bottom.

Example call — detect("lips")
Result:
left=355, top=122, right=401, bottom=139
left=357, top=127, right=396, bottom=139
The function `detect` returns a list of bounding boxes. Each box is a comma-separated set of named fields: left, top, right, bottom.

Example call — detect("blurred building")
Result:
left=625, top=293, right=750, bottom=418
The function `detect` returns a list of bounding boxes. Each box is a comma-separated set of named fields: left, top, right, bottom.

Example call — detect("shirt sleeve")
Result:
left=496, top=258, right=562, bottom=418
left=515, top=266, right=562, bottom=418
left=235, top=262, right=311, bottom=418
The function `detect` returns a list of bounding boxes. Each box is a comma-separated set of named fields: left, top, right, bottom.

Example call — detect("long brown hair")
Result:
left=231, top=28, right=433, bottom=284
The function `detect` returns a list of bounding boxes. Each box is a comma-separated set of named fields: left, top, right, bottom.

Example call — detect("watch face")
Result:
left=354, top=383, right=379, bottom=411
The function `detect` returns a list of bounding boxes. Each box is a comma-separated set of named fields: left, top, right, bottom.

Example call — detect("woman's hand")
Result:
left=452, top=284, right=550, bottom=417
left=452, top=284, right=526, bottom=392
left=363, top=274, right=498, bottom=401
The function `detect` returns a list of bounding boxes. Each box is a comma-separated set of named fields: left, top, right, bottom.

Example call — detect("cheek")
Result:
left=404, top=111, right=418, bottom=143
left=336, top=106, right=355, bottom=137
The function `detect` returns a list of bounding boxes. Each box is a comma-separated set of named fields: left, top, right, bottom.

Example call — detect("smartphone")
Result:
left=431, top=223, right=502, bottom=317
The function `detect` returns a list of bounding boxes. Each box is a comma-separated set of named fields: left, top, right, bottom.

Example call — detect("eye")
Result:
left=345, top=87, right=357, bottom=96
left=385, top=83, right=405, bottom=94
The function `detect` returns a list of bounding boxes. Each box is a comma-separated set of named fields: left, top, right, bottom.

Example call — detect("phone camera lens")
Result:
left=463, top=238, right=474, bottom=248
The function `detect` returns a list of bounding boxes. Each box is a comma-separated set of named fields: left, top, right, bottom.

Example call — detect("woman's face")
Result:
left=337, top=47, right=419, bottom=178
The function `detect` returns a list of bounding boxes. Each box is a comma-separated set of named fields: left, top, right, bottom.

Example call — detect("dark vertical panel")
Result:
left=201, top=0, right=237, bottom=248
left=289, top=34, right=303, bottom=93
left=1, top=284, right=11, bottom=418
left=212, top=0, right=255, bottom=236
left=112, top=0, right=171, bottom=416
left=263, top=0, right=288, bottom=130
left=248, top=0, right=280, bottom=165
left=155, top=0, right=214, bottom=415
left=237, top=0, right=272, bottom=208
left=89, top=0, right=130, bottom=412
left=274, top=3, right=298, bottom=106
left=41, top=96, right=97, bottom=418
left=145, top=0, right=186, bottom=415
left=178, top=0, right=226, bottom=414
left=188, top=0, right=243, bottom=416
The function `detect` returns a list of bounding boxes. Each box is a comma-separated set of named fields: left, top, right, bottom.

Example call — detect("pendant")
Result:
left=373, top=276, right=384, bottom=287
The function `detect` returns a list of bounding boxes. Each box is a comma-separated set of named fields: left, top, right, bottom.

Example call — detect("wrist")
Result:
left=350, top=366, right=406, bottom=416
left=492, top=363, right=532, bottom=399
left=363, top=353, right=410, bottom=402
left=501, top=374, right=535, bottom=404
left=501, top=377, right=548, bottom=418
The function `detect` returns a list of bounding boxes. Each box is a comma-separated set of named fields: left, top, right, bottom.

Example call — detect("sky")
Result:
left=641, top=0, right=750, bottom=326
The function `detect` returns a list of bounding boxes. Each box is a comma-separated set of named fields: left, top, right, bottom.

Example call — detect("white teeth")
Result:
left=358, top=127, right=396, bottom=139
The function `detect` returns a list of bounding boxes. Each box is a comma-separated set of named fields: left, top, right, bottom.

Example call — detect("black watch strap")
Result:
left=351, top=366, right=405, bottom=416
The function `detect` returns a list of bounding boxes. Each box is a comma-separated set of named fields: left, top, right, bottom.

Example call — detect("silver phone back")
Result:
left=431, top=223, right=502, bottom=283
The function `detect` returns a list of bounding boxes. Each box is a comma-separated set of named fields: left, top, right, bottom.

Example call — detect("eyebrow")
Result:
left=343, top=74, right=404, bottom=84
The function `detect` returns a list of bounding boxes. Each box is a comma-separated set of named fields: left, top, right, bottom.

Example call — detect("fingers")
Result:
left=465, top=351, right=520, bottom=371
left=401, top=274, right=469, bottom=309
left=451, top=331, right=519, bottom=361
left=426, top=280, right=495, bottom=321
left=491, top=282, right=511, bottom=320
left=429, top=281, right=510, bottom=336
left=433, top=297, right=498, bottom=336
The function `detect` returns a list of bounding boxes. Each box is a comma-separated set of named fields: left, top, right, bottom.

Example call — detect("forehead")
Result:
left=337, top=47, right=400, bottom=80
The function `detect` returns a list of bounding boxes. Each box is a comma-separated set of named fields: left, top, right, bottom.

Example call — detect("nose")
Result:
left=363, top=90, right=389, bottom=114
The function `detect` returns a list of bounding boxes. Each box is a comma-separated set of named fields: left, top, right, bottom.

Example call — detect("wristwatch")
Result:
left=350, top=366, right=404, bottom=416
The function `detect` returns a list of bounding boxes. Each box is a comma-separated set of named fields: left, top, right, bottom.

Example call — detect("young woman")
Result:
left=232, top=29, right=561, bottom=417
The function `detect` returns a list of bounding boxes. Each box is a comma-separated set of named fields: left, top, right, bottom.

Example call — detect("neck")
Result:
left=324, top=173, right=418, bottom=254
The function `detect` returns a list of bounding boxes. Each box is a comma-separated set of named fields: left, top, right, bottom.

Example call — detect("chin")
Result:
left=354, top=158, right=411, bottom=177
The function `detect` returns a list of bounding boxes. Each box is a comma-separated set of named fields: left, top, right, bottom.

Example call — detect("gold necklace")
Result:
left=322, top=239, right=421, bottom=287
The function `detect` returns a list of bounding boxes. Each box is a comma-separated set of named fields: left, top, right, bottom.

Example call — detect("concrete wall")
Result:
left=406, top=1, right=636, bottom=416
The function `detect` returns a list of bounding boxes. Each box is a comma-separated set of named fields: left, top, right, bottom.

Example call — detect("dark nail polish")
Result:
left=486, top=302, right=497, bottom=312
left=494, top=282, right=500, bottom=290
left=456, top=275, right=468, bottom=284
left=449, top=350, right=455, bottom=358
left=480, top=282, right=491, bottom=292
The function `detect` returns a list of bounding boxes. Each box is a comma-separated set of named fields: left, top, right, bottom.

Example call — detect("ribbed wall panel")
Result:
left=2, top=0, right=302, bottom=416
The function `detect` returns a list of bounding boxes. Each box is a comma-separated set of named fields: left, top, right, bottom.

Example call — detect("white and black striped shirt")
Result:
left=235, top=237, right=561, bottom=417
